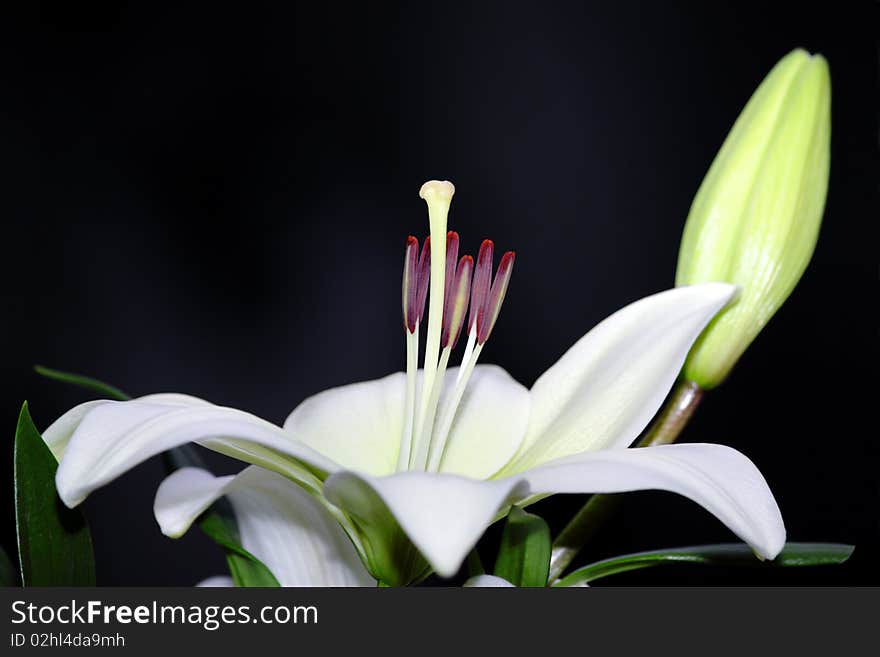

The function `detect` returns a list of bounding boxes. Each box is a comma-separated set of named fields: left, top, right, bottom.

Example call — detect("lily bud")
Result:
left=676, top=49, right=831, bottom=389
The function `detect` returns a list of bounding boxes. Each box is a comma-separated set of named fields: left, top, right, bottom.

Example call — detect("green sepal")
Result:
left=554, top=542, right=854, bottom=586
left=14, top=402, right=96, bottom=586
left=493, top=506, right=551, bottom=587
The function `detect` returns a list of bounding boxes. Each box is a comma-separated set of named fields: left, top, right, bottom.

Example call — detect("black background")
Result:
left=1, top=1, right=876, bottom=586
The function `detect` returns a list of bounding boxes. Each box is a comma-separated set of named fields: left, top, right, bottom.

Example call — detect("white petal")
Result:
left=56, top=400, right=340, bottom=508
left=503, top=284, right=736, bottom=471
left=438, top=365, right=530, bottom=479
left=155, top=466, right=374, bottom=587
left=41, top=393, right=210, bottom=461
left=463, top=574, right=515, bottom=587
left=522, top=443, right=785, bottom=559
left=138, top=393, right=217, bottom=406
left=196, top=576, right=234, bottom=587
left=43, top=400, right=109, bottom=462
left=284, top=373, right=405, bottom=476
left=283, top=366, right=529, bottom=479
left=153, top=468, right=237, bottom=538
left=324, top=471, right=528, bottom=578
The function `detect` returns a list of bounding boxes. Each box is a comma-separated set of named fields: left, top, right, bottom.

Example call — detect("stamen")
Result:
left=426, top=341, right=483, bottom=472
left=415, top=236, right=431, bottom=326
left=428, top=247, right=516, bottom=472
left=469, top=240, right=494, bottom=335
left=411, top=345, right=451, bottom=470
left=453, top=239, right=492, bottom=385
left=401, top=236, right=419, bottom=333
left=477, top=251, right=515, bottom=344
left=398, top=236, right=430, bottom=470
left=455, top=328, right=477, bottom=385
left=418, top=254, right=473, bottom=470
left=444, top=231, right=460, bottom=307
left=441, top=255, right=474, bottom=350
left=397, top=324, right=419, bottom=470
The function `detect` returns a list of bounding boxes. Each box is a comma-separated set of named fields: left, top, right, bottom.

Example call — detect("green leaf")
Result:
left=0, top=545, right=18, bottom=587
left=36, top=366, right=280, bottom=586
left=161, top=445, right=279, bottom=587
left=14, top=402, right=96, bottom=586
left=199, top=513, right=280, bottom=587
left=554, top=542, right=855, bottom=587
left=494, top=506, right=551, bottom=587
left=466, top=548, right=485, bottom=577
left=34, top=365, right=130, bottom=401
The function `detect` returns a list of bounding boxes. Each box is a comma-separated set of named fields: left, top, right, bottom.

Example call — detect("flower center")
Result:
left=397, top=181, right=515, bottom=473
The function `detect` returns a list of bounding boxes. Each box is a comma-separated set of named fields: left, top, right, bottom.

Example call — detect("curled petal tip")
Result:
left=55, top=471, right=84, bottom=509
left=761, top=525, right=787, bottom=561
left=704, top=281, right=739, bottom=303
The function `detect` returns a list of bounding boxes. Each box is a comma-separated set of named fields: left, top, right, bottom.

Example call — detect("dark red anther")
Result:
left=415, top=236, right=431, bottom=326
left=402, top=236, right=432, bottom=333
left=402, top=236, right=419, bottom=332
left=441, top=255, right=474, bottom=350
left=468, top=239, right=494, bottom=336
left=444, top=231, right=460, bottom=308
left=476, top=251, right=515, bottom=344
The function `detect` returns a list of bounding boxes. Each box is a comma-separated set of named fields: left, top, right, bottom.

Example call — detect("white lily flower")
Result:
left=44, top=181, right=785, bottom=585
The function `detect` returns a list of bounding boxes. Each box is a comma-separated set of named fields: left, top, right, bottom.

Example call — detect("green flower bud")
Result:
left=676, top=49, right=831, bottom=389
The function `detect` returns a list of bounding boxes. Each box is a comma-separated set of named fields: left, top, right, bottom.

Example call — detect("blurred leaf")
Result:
left=554, top=542, right=855, bottom=586
left=14, top=402, right=96, bottom=586
left=494, top=506, right=551, bottom=587
left=0, top=545, right=18, bottom=587
left=34, top=365, right=130, bottom=401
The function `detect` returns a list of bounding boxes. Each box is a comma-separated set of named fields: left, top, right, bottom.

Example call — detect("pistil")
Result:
left=411, top=181, right=454, bottom=470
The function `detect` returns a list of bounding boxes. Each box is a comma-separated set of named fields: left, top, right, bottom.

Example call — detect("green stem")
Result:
left=635, top=379, right=704, bottom=447
left=547, top=379, right=704, bottom=583
left=547, top=494, right=621, bottom=584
